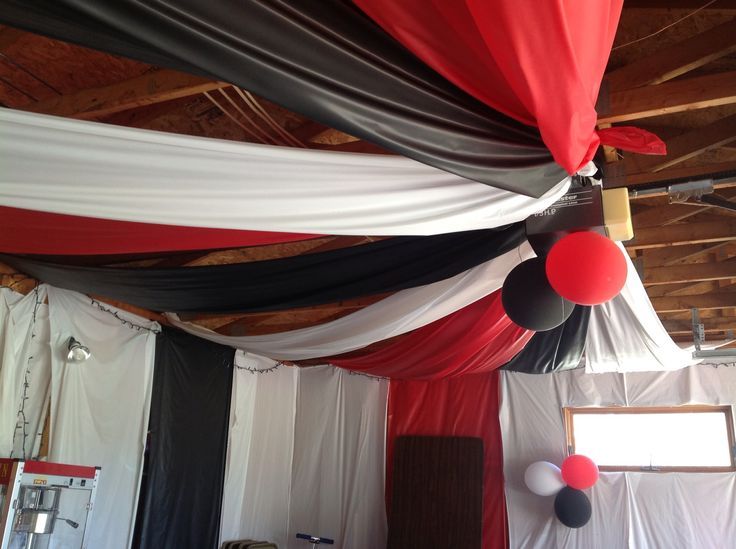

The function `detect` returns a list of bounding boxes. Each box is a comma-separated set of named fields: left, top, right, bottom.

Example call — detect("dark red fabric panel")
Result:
left=354, top=1, right=663, bottom=173
left=387, top=372, right=507, bottom=549
left=332, top=291, right=533, bottom=380
left=0, top=207, right=316, bottom=255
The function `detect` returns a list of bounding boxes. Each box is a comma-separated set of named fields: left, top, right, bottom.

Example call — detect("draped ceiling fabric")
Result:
left=47, top=287, right=159, bottom=549
left=221, top=359, right=388, bottom=549
left=501, top=306, right=590, bottom=375
left=586, top=244, right=697, bottom=373
left=355, top=0, right=664, bottom=173
left=0, top=286, right=50, bottom=459
left=138, top=328, right=234, bottom=549
left=2, top=226, right=524, bottom=314
left=167, top=242, right=535, bottom=360
left=333, top=291, right=533, bottom=379
left=500, top=367, right=736, bottom=548
left=0, top=2, right=566, bottom=197
left=387, top=372, right=507, bottom=549
left=0, top=206, right=315, bottom=255
left=0, top=110, right=571, bottom=253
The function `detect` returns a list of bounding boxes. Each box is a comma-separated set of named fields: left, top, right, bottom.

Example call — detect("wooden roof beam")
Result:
left=599, top=71, right=736, bottom=125
left=627, top=115, right=736, bottom=173
left=605, top=161, right=736, bottom=189
left=644, top=261, right=736, bottom=285
left=605, top=19, right=736, bottom=91
left=21, top=68, right=228, bottom=119
left=663, top=315, right=736, bottom=335
left=651, top=292, right=736, bottom=313
left=628, top=220, right=736, bottom=249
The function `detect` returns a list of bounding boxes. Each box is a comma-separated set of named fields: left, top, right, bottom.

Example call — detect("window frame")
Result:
left=563, top=405, right=736, bottom=473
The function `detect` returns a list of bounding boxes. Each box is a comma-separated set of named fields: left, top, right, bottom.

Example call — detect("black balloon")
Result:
left=501, top=257, right=574, bottom=331
left=554, top=487, right=592, bottom=528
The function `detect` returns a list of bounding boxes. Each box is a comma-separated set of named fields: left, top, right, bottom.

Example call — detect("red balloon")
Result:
left=546, top=231, right=627, bottom=305
left=561, top=454, right=599, bottom=490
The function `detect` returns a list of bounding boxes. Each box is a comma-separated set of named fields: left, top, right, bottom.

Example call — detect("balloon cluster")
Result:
left=524, top=454, right=599, bottom=528
left=502, top=231, right=627, bottom=331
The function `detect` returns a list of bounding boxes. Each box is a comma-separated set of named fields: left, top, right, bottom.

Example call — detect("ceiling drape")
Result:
left=1, top=225, right=524, bottom=314
left=0, top=0, right=566, bottom=196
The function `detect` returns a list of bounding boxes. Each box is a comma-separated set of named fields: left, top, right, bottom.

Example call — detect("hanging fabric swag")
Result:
left=354, top=0, right=665, bottom=174
left=501, top=305, right=590, bottom=375
left=2, top=225, right=525, bottom=313
left=167, top=242, right=535, bottom=360
left=0, top=206, right=316, bottom=256
left=0, top=1, right=565, bottom=197
left=332, top=291, right=533, bottom=379
left=0, top=110, right=570, bottom=256
left=136, top=328, right=234, bottom=549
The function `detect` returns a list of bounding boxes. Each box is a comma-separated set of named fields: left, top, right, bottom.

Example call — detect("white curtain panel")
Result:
left=0, top=285, right=51, bottom=459
left=586, top=243, right=696, bottom=373
left=499, top=367, right=736, bottom=549
left=221, top=354, right=388, bottom=549
left=47, top=287, right=160, bottom=549
left=168, top=241, right=534, bottom=360
left=0, top=108, right=572, bottom=236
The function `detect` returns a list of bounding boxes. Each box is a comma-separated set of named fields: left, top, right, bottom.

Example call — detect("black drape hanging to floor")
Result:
left=501, top=305, right=591, bottom=374
left=136, top=328, right=234, bottom=549
left=2, top=225, right=525, bottom=313
left=0, top=0, right=564, bottom=197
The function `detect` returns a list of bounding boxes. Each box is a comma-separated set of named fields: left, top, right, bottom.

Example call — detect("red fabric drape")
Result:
left=0, top=207, right=316, bottom=255
left=355, top=0, right=664, bottom=174
left=387, top=372, right=507, bottom=549
left=332, top=291, right=533, bottom=379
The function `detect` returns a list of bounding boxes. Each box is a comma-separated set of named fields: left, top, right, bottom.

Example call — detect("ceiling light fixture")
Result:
left=67, top=337, right=91, bottom=362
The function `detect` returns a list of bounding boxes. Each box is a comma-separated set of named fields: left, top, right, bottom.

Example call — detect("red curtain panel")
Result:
left=0, top=206, right=316, bottom=255
left=386, top=372, right=507, bottom=549
left=332, top=291, right=533, bottom=379
left=355, top=0, right=664, bottom=174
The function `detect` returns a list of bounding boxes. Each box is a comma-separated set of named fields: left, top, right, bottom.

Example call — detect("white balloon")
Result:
left=524, top=461, right=565, bottom=496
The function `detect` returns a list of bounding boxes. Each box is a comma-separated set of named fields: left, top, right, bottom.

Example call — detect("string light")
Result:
left=89, top=297, right=161, bottom=334
left=235, top=360, right=283, bottom=374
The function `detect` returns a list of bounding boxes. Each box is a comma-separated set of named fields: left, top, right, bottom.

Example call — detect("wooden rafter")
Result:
left=628, top=220, right=736, bottom=249
left=650, top=292, right=736, bottom=313
left=605, top=161, right=736, bottom=189
left=644, top=261, right=736, bottom=285
left=599, top=71, right=736, bottom=125
left=663, top=315, right=736, bottom=335
left=605, top=19, right=736, bottom=91
left=21, top=68, right=228, bottom=119
left=627, top=115, right=736, bottom=173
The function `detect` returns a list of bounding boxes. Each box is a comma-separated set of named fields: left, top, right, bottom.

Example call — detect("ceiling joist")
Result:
left=644, top=261, right=736, bottom=285
left=650, top=292, right=736, bottom=313
left=628, top=220, right=736, bottom=249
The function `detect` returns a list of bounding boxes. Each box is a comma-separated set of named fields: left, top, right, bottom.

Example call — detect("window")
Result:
left=564, top=406, right=736, bottom=472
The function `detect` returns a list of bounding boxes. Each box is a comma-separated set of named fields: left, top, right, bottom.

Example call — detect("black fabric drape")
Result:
left=501, top=305, right=590, bottom=374
left=2, top=225, right=525, bottom=313
left=0, top=0, right=565, bottom=197
left=137, top=328, right=234, bottom=549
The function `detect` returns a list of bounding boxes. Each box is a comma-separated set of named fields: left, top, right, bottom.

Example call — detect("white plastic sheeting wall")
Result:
left=221, top=355, right=388, bottom=549
left=499, top=366, right=736, bottom=548
left=0, top=285, right=51, bottom=458
left=47, top=287, right=159, bottom=549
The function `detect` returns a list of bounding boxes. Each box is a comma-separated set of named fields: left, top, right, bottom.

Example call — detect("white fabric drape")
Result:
left=168, top=241, right=534, bottom=359
left=47, top=287, right=159, bottom=549
left=586, top=243, right=697, bottom=373
left=0, top=108, right=572, bottom=236
left=0, top=286, right=51, bottom=459
left=499, top=366, right=736, bottom=549
left=221, top=354, right=388, bottom=549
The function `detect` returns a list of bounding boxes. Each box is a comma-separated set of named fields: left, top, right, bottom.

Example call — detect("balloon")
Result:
left=561, top=454, right=599, bottom=489
left=545, top=231, right=627, bottom=305
left=554, top=487, right=591, bottom=528
left=501, top=258, right=574, bottom=331
left=524, top=461, right=565, bottom=496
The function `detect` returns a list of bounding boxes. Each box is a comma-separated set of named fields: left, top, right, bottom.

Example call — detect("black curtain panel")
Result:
left=136, top=328, right=234, bottom=549
left=501, top=305, right=590, bottom=374
left=2, top=225, right=525, bottom=313
left=0, top=0, right=565, bottom=197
